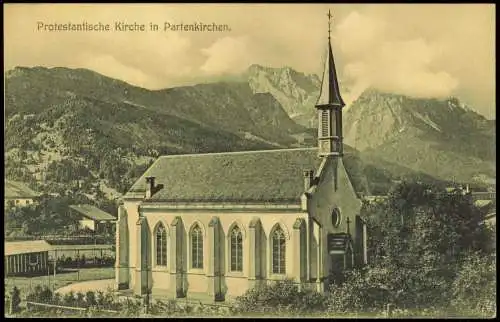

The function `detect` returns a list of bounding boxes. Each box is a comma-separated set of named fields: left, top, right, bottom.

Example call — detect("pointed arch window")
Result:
left=191, top=224, right=204, bottom=269
left=155, top=223, right=167, bottom=266
left=272, top=226, right=286, bottom=274
left=230, top=226, right=243, bottom=272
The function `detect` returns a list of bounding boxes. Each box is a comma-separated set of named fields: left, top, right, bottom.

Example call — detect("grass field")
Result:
left=5, top=267, right=115, bottom=299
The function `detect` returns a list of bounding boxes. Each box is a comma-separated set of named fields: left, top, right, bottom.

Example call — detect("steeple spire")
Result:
left=327, top=9, right=332, bottom=41
left=316, top=10, right=345, bottom=108
left=316, top=9, right=345, bottom=157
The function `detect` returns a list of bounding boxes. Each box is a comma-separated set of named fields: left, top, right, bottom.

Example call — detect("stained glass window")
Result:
left=191, top=224, right=203, bottom=269
left=272, top=226, right=286, bottom=274
left=156, top=224, right=167, bottom=266
left=230, top=226, right=243, bottom=272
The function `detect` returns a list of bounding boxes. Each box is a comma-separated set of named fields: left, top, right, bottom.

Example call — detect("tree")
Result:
left=10, top=286, right=21, bottom=314
left=356, top=180, right=494, bottom=309
left=363, top=181, right=491, bottom=266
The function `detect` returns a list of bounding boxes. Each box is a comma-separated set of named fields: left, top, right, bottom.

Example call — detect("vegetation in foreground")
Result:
left=4, top=267, right=115, bottom=300
left=5, top=181, right=496, bottom=318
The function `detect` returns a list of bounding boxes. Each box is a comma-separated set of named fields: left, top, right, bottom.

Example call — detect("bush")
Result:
left=75, top=292, right=86, bottom=307
left=327, top=262, right=456, bottom=313
left=26, top=285, right=53, bottom=304
left=85, top=291, right=97, bottom=307
left=450, top=252, right=496, bottom=316
left=234, top=279, right=328, bottom=314
left=63, top=291, right=76, bottom=306
left=10, top=286, right=21, bottom=313
left=52, top=292, right=62, bottom=305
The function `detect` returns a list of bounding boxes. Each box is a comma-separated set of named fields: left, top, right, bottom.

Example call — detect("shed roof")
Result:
left=5, top=240, right=52, bottom=256
left=69, top=204, right=116, bottom=221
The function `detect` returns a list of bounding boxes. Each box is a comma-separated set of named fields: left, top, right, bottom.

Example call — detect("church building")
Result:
left=115, top=12, right=368, bottom=301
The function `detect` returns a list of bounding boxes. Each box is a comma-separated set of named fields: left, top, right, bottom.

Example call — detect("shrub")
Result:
left=75, top=292, right=86, bottom=307
left=85, top=291, right=97, bottom=307
left=327, top=263, right=456, bottom=313
left=119, top=298, right=141, bottom=317
left=95, top=290, right=105, bottom=307
left=10, top=286, right=21, bottom=313
left=26, top=285, right=53, bottom=304
left=63, top=291, right=76, bottom=306
left=234, top=279, right=328, bottom=314
left=450, top=252, right=496, bottom=317
left=39, top=286, right=53, bottom=303
left=52, top=292, right=62, bottom=305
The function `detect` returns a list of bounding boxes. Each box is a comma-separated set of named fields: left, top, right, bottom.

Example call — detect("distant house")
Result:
left=4, top=180, right=41, bottom=208
left=5, top=240, right=52, bottom=276
left=484, top=212, right=496, bottom=228
left=69, top=204, right=117, bottom=234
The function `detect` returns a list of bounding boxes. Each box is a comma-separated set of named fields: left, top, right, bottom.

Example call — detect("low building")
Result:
left=5, top=180, right=41, bottom=208
left=484, top=212, right=496, bottom=228
left=69, top=204, right=117, bottom=234
left=5, top=240, right=52, bottom=276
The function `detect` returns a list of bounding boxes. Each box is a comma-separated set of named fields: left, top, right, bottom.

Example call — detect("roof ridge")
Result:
left=157, top=147, right=318, bottom=159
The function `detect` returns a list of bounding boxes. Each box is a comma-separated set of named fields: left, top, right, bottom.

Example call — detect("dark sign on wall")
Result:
left=327, top=233, right=349, bottom=253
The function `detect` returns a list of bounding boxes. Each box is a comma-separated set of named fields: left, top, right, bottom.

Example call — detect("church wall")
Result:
left=187, top=273, right=208, bottom=294
left=307, top=157, right=363, bottom=283
left=116, top=204, right=130, bottom=290
left=224, top=275, right=250, bottom=297
left=123, top=200, right=142, bottom=289
left=138, top=210, right=307, bottom=297
left=151, top=270, right=170, bottom=291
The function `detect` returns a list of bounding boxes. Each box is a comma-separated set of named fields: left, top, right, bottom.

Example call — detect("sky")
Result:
left=4, top=4, right=496, bottom=119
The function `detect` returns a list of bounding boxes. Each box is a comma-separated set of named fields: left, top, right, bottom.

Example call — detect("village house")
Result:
left=69, top=204, right=117, bottom=235
left=115, top=15, right=369, bottom=302
left=4, top=180, right=41, bottom=209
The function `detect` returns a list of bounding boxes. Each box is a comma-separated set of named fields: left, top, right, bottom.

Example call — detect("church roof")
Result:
left=126, top=148, right=326, bottom=203
left=316, top=39, right=345, bottom=108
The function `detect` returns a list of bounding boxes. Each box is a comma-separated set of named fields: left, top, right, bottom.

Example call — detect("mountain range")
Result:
left=243, top=64, right=495, bottom=185
left=4, top=65, right=495, bottom=199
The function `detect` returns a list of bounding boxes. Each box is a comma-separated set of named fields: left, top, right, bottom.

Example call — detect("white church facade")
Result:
left=115, top=14, right=368, bottom=301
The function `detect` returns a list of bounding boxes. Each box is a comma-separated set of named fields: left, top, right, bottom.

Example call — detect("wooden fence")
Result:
left=26, top=301, right=119, bottom=314
left=5, top=234, right=114, bottom=244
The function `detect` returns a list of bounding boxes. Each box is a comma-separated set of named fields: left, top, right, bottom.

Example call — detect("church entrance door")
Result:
left=328, top=253, right=345, bottom=286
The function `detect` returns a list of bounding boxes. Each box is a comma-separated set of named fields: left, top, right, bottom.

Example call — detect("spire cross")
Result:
left=327, top=9, right=333, bottom=39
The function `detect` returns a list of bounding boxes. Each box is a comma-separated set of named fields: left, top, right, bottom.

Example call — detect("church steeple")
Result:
left=316, top=10, right=345, bottom=157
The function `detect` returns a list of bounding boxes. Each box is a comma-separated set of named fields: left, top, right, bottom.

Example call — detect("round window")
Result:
left=331, top=208, right=341, bottom=227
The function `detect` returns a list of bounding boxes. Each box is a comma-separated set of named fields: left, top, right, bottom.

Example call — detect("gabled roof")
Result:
left=316, top=39, right=345, bottom=108
left=69, top=204, right=116, bottom=221
left=474, top=199, right=493, bottom=208
left=126, top=148, right=323, bottom=203
left=5, top=180, right=40, bottom=199
left=5, top=240, right=52, bottom=256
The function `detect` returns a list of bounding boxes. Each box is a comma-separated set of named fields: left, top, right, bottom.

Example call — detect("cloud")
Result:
left=335, top=11, right=459, bottom=99
left=78, top=54, right=151, bottom=87
left=335, top=11, right=386, bottom=60
left=200, top=36, right=253, bottom=75
left=3, top=4, right=494, bottom=118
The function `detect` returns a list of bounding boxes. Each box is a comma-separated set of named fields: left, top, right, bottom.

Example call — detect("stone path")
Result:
left=55, top=279, right=115, bottom=294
